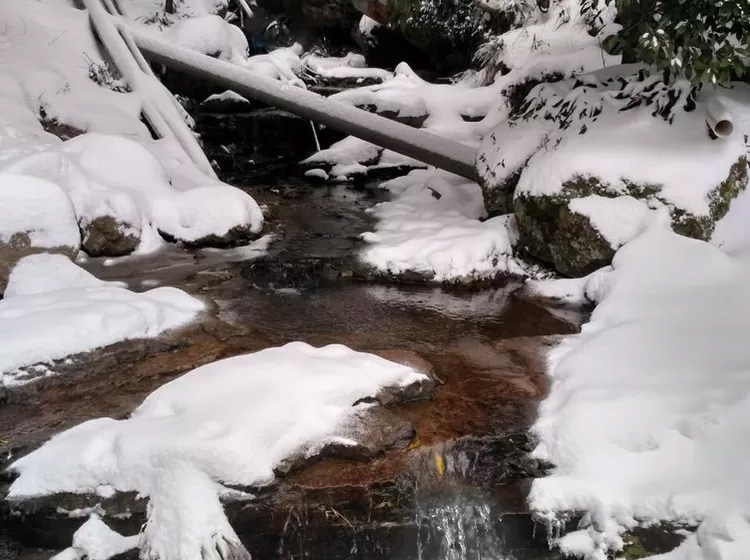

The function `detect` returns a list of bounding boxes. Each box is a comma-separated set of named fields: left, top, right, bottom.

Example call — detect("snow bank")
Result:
left=0, top=0, right=264, bottom=256
left=530, top=221, right=750, bottom=558
left=361, top=170, right=527, bottom=281
left=0, top=172, right=80, bottom=250
left=0, top=254, right=204, bottom=385
left=9, top=342, right=428, bottom=560
left=4, top=133, right=264, bottom=252
left=166, top=15, right=248, bottom=64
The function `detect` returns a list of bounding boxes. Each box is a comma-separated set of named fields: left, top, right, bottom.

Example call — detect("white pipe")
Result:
left=707, top=97, right=734, bottom=139
left=126, top=26, right=478, bottom=180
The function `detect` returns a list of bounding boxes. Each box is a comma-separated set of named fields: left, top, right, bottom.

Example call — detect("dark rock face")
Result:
left=159, top=224, right=257, bottom=249
left=81, top=216, right=140, bottom=258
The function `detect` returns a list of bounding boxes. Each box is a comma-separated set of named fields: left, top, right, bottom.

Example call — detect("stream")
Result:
left=0, top=108, right=590, bottom=559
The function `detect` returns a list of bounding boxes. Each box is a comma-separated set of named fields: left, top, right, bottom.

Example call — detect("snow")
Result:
left=303, top=53, right=392, bottom=82
left=201, top=90, right=251, bottom=106
left=9, top=342, right=428, bottom=560
left=0, top=0, right=264, bottom=256
left=4, top=133, right=264, bottom=251
left=529, top=216, right=750, bottom=558
left=307, top=1, right=619, bottom=182
left=165, top=15, right=249, bottom=64
left=0, top=254, right=204, bottom=385
left=569, top=195, right=657, bottom=249
left=360, top=170, right=527, bottom=281
left=479, top=70, right=746, bottom=223
left=0, top=172, right=80, bottom=250
left=52, top=515, right=138, bottom=560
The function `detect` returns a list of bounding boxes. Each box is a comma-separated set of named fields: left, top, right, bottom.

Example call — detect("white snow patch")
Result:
left=0, top=172, right=80, bottom=250
left=568, top=195, right=657, bottom=249
left=52, top=515, right=138, bottom=560
left=530, top=221, right=750, bottom=558
left=0, top=254, right=203, bottom=383
left=360, top=170, right=527, bottom=281
left=9, top=343, right=427, bottom=560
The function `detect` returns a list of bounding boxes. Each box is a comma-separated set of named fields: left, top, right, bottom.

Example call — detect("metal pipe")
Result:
left=127, top=27, right=478, bottom=180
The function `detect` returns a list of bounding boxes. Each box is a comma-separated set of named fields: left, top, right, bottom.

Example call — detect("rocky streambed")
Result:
left=0, top=169, right=594, bottom=559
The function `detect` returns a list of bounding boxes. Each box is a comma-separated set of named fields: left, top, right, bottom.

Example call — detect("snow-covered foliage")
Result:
left=0, top=254, right=203, bottom=386
left=360, top=170, right=529, bottom=281
left=9, top=343, right=428, bottom=560
left=481, top=68, right=746, bottom=214
left=611, top=0, right=750, bottom=84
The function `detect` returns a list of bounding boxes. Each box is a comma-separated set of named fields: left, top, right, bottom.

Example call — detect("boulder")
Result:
left=0, top=173, right=80, bottom=293
left=81, top=216, right=140, bottom=258
left=478, top=70, right=750, bottom=276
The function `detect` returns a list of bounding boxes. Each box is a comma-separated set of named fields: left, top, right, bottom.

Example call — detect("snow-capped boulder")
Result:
left=478, top=70, right=749, bottom=276
left=0, top=172, right=80, bottom=293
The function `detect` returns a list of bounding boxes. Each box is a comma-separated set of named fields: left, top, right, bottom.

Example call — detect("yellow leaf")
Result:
left=434, top=452, right=445, bottom=477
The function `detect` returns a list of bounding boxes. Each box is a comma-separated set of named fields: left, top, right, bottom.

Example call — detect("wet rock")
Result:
left=159, top=224, right=256, bottom=249
left=81, top=216, right=140, bottom=257
left=514, top=157, right=748, bottom=277
left=274, top=408, right=417, bottom=476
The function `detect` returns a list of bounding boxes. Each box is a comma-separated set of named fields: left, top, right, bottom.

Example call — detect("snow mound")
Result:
left=166, top=15, right=248, bottom=64
left=530, top=223, right=750, bottom=559
left=9, top=342, right=428, bottom=560
left=360, top=170, right=527, bottom=281
left=0, top=172, right=80, bottom=250
left=5, top=133, right=264, bottom=252
left=0, top=254, right=204, bottom=384
left=303, top=53, right=392, bottom=82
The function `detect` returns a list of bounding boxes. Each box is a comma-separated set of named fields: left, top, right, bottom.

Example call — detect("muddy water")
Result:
left=1, top=181, right=586, bottom=559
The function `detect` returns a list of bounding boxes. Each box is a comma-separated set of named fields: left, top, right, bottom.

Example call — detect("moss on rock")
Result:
left=513, top=156, right=748, bottom=277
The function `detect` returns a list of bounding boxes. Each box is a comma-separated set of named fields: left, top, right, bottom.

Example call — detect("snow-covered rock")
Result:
left=529, top=221, right=750, bottom=558
left=5, top=133, right=264, bottom=254
left=479, top=71, right=748, bottom=276
left=8, top=342, right=430, bottom=560
left=0, top=254, right=204, bottom=385
left=360, top=169, right=528, bottom=282
left=0, top=172, right=80, bottom=293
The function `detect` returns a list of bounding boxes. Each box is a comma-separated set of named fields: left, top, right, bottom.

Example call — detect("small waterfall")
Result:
left=416, top=500, right=507, bottom=560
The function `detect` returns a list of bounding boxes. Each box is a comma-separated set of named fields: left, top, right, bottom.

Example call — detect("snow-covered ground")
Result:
left=8, top=343, right=429, bottom=560
left=523, top=79, right=750, bottom=557
left=0, top=0, right=263, bottom=260
left=0, top=254, right=203, bottom=386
